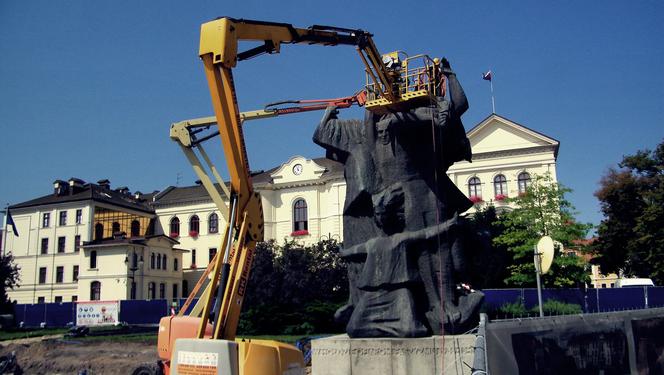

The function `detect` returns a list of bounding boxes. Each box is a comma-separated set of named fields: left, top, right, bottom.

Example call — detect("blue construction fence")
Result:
left=11, top=287, right=664, bottom=328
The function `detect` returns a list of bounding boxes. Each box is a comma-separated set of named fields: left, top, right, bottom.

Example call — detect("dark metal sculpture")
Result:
left=313, top=60, right=483, bottom=337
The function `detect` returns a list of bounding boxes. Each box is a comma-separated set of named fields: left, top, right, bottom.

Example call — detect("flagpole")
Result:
left=490, top=79, right=496, bottom=114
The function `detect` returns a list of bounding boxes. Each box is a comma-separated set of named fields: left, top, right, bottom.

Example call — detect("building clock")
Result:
left=293, top=164, right=303, bottom=175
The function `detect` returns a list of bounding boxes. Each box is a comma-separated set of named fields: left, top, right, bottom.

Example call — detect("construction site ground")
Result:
left=0, top=334, right=158, bottom=374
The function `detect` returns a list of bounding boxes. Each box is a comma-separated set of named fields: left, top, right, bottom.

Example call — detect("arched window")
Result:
left=90, top=281, right=101, bottom=300
left=518, top=172, right=531, bottom=194
left=90, top=250, right=97, bottom=269
left=208, top=213, right=219, bottom=234
left=169, top=217, right=180, bottom=237
left=494, top=174, right=508, bottom=197
left=468, top=177, right=482, bottom=198
left=162, top=254, right=167, bottom=270
left=174, top=258, right=179, bottom=271
left=189, top=215, right=200, bottom=236
left=130, top=220, right=140, bottom=237
left=151, top=252, right=155, bottom=269
left=157, top=253, right=162, bottom=269
left=112, top=222, right=121, bottom=234
left=95, top=223, right=104, bottom=240
left=148, top=282, right=155, bottom=299
left=293, top=199, right=308, bottom=232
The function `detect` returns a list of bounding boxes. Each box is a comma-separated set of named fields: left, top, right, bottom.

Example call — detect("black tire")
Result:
left=131, top=362, right=163, bottom=375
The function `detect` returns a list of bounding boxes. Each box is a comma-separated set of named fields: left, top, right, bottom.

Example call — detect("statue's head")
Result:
left=373, top=184, right=405, bottom=235
left=376, top=119, right=393, bottom=145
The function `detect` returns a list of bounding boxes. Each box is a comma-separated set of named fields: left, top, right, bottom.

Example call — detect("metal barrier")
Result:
left=11, top=287, right=664, bottom=328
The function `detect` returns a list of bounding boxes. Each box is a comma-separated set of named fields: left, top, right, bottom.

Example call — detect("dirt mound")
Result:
left=1, top=338, right=158, bottom=374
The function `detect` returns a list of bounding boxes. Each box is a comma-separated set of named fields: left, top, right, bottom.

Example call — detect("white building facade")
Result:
left=3, top=114, right=564, bottom=303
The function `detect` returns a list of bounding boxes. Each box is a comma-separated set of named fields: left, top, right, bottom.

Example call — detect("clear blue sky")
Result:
left=1, top=1, right=662, bottom=230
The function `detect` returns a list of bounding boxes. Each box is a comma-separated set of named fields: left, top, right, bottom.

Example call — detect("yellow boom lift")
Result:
left=153, top=17, right=447, bottom=375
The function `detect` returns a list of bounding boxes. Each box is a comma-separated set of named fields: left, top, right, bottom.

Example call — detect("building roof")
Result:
left=10, top=182, right=154, bottom=214
left=82, top=234, right=179, bottom=248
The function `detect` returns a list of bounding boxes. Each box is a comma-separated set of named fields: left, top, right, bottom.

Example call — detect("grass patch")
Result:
left=0, top=328, right=68, bottom=342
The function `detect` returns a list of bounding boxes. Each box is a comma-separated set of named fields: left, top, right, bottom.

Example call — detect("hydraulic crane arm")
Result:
left=195, top=18, right=389, bottom=342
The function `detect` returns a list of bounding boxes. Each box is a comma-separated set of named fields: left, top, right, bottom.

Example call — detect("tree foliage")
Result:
left=493, top=174, right=592, bottom=287
left=593, top=140, right=664, bottom=283
left=0, top=252, right=20, bottom=314
left=461, top=205, right=511, bottom=289
left=238, top=239, right=348, bottom=335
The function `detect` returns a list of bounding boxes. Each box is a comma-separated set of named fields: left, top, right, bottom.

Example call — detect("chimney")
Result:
left=97, top=179, right=111, bottom=190
left=134, top=191, right=142, bottom=200
left=53, top=180, right=68, bottom=196
left=68, top=178, right=86, bottom=195
left=115, top=186, right=130, bottom=195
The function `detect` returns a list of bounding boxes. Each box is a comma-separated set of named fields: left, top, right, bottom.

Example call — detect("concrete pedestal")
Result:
left=311, top=335, right=475, bottom=375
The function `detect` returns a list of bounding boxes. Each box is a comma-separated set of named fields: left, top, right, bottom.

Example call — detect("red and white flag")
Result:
left=482, top=70, right=492, bottom=81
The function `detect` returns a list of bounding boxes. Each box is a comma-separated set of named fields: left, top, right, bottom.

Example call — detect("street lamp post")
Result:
left=124, top=253, right=144, bottom=300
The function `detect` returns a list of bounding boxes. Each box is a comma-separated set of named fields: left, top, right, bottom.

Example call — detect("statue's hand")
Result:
left=440, top=57, right=455, bottom=76
left=323, top=105, right=339, bottom=122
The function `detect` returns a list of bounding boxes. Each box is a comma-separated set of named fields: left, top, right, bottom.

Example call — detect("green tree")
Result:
left=493, top=174, right=592, bottom=287
left=0, top=252, right=20, bottom=314
left=593, top=140, right=664, bottom=283
left=461, top=205, right=511, bottom=289
left=239, top=239, right=347, bottom=335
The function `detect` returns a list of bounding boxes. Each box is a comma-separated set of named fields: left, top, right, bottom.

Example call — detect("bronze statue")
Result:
left=313, top=59, right=483, bottom=337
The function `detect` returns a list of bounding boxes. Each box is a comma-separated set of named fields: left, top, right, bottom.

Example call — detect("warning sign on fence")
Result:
left=76, top=300, right=119, bottom=326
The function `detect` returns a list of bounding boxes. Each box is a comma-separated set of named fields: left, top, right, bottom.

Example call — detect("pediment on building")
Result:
left=270, top=156, right=327, bottom=186
left=467, top=114, right=559, bottom=158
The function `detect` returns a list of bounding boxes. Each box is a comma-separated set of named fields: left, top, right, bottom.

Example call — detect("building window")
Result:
left=43, top=213, right=50, bottom=228
left=57, top=236, right=66, bottom=253
left=151, top=253, right=156, bottom=269
left=76, top=209, right=83, bottom=224
left=132, top=253, right=138, bottom=268
left=59, top=211, right=67, bottom=226
left=37, top=297, right=45, bottom=304
left=169, top=217, right=180, bottom=237
left=183, top=280, right=189, bottom=297
left=174, top=258, right=179, bottom=271
left=159, top=283, right=166, bottom=299
left=39, top=267, right=47, bottom=284
left=112, top=222, right=121, bottom=235
left=293, top=199, right=308, bottom=232
left=468, top=177, right=482, bottom=198
left=209, top=248, right=217, bottom=262
left=130, top=220, right=140, bottom=237
left=148, top=282, right=156, bottom=299
left=90, top=250, right=97, bottom=269
left=189, top=215, right=200, bottom=236
left=75, top=235, right=81, bottom=252
left=191, top=249, right=197, bottom=268
left=208, top=213, right=219, bottom=234
left=41, top=238, right=49, bottom=255
left=54, top=296, right=63, bottom=303
left=95, top=223, right=104, bottom=240
left=56, top=266, right=64, bottom=283
left=162, top=255, right=167, bottom=270
left=173, top=284, right=178, bottom=300
left=494, top=174, right=508, bottom=198
left=157, top=253, right=162, bottom=269
left=90, top=281, right=101, bottom=300
left=72, top=296, right=78, bottom=302
left=73, top=265, right=79, bottom=281
left=518, top=172, right=531, bottom=194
